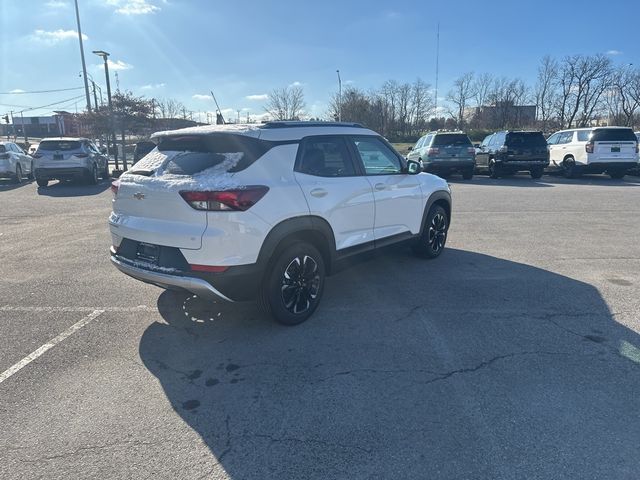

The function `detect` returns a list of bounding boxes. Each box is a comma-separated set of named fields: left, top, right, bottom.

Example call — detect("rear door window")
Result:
left=296, top=136, right=356, bottom=177
left=591, top=129, right=637, bottom=142
left=577, top=131, right=591, bottom=142
left=148, top=134, right=271, bottom=176
left=432, top=134, right=472, bottom=147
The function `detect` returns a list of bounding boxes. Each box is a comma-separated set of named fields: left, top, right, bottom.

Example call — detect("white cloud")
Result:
left=606, top=49, right=623, bottom=56
left=245, top=94, right=268, bottom=101
left=289, top=81, right=303, bottom=88
left=140, top=83, right=165, bottom=90
left=94, top=59, right=133, bottom=71
left=192, top=94, right=212, bottom=101
left=31, top=29, right=87, bottom=45
left=9, top=89, right=25, bottom=94
left=106, top=0, right=160, bottom=15
left=45, top=0, right=69, bottom=8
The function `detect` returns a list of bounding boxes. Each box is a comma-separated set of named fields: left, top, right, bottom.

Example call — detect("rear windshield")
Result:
left=38, top=141, right=81, bottom=151
left=506, top=132, right=547, bottom=147
left=591, top=129, right=636, bottom=142
left=154, top=134, right=270, bottom=175
left=432, top=134, right=472, bottom=147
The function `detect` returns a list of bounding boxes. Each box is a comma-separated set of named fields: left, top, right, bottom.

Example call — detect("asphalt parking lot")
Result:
left=1, top=174, right=640, bottom=479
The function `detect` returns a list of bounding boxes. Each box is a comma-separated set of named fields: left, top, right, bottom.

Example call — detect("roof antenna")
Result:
left=210, top=90, right=225, bottom=124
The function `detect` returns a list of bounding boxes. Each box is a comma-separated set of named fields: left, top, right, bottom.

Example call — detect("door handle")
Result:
left=310, top=188, right=328, bottom=198
left=374, top=183, right=386, bottom=191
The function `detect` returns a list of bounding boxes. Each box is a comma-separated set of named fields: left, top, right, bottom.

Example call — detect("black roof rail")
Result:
left=260, top=121, right=365, bottom=129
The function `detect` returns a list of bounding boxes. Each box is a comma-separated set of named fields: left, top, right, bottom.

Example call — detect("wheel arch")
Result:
left=256, top=216, right=337, bottom=275
left=420, top=190, right=452, bottom=233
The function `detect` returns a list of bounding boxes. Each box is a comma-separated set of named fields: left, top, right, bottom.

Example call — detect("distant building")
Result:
left=464, top=101, right=537, bottom=129
left=0, top=111, right=82, bottom=138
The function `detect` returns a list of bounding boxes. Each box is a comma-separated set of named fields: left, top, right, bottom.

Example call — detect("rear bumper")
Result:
left=495, top=159, right=549, bottom=170
left=110, top=249, right=262, bottom=302
left=110, top=253, right=234, bottom=302
left=423, top=159, right=475, bottom=172
left=578, top=162, right=638, bottom=172
left=35, top=167, right=89, bottom=180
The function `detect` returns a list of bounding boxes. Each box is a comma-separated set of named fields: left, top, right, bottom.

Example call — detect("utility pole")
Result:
left=9, top=111, right=15, bottom=140
left=93, top=50, right=118, bottom=169
left=20, top=111, right=27, bottom=144
left=91, top=80, right=99, bottom=112
left=74, top=0, right=91, bottom=113
left=434, top=22, right=440, bottom=118
left=336, top=69, right=342, bottom=122
left=237, top=110, right=240, bottom=124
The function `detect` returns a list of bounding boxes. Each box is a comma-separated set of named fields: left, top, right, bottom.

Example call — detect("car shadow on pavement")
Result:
left=0, top=179, right=35, bottom=191
left=543, top=173, right=640, bottom=187
left=450, top=175, right=555, bottom=187
left=140, top=247, right=640, bottom=479
left=36, top=179, right=111, bottom=197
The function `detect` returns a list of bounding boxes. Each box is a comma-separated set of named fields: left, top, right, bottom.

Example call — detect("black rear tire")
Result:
left=102, top=163, right=110, bottom=179
left=608, top=170, right=625, bottom=179
left=258, top=242, right=325, bottom=325
left=462, top=169, right=474, bottom=180
left=530, top=167, right=544, bottom=179
left=563, top=158, right=579, bottom=179
left=87, top=164, right=99, bottom=185
left=36, top=178, right=48, bottom=187
left=412, top=205, right=448, bottom=259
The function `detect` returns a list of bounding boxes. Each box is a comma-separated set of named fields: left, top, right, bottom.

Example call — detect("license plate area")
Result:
left=611, top=146, right=620, bottom=153
left=136, top=242, right=159, bottom=264
left=54, top=154, right=63, bottom=160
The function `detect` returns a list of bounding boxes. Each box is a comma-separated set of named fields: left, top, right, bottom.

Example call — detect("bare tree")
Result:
left=534, top=55, right=559, bottom=131
left=473, top=72, right=494, bottom=108
left=264, top=86, right=306, bottom=120
left=556, top=54, right=612, bottom=128
left=446, top=72, right=475, bottom=128
left=610, top=66, right=640, bottom=126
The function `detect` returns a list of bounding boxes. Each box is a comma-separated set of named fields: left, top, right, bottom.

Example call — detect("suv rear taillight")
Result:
left=0, top=153, right=9, bottom=160
left=180, top=186, right=269, bottom=211
left=585, top=142, right=594, bottom=153
left=111, top=180, right=120, bottom=196
left=636, top=143, right=639, bottom=154
left=427, top=147, right=439, bottom=156
left=467, top=147, right=475, bottom=155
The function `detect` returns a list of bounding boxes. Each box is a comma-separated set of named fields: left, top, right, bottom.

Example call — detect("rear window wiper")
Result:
left=128, top=168, right=154, bottom=177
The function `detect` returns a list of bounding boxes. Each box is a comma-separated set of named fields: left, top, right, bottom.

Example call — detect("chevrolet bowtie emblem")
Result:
left=133, top=192, right=145, bottom=200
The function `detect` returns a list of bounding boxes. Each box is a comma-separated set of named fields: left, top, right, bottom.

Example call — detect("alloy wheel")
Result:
left=428, top=213, right=447, bottom=253
left=280, top=255, right=321, bottom=314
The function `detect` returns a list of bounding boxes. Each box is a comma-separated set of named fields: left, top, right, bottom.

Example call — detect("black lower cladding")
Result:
left=114, top=238, right=261, bottom=301
left=423, top=160, right=474, bottom=173
left=35, top=167, right=88, bottom=179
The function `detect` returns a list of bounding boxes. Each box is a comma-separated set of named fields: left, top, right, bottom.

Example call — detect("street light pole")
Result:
left=93, top=50, right=118, bottom=169
left=336, top=69, right=342, bottom=122
left=74, top=0, right=92, bottom=113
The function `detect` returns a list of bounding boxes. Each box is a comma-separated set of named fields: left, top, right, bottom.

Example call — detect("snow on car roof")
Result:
left=151, top=124, right=261, bottom=139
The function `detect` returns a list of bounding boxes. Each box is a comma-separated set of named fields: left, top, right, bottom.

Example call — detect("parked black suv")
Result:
left=476, top=131, right=549, bottom=179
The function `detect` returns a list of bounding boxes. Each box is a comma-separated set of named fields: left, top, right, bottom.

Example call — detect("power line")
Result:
left=2, top=95, right=86, bottom=117
left=0, top=86, right=84, bottom=95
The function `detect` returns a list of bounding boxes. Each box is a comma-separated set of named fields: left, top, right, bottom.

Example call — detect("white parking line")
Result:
left=0, top=305, right=156, bottom=312
left=0, top=309, right=104, bottom=385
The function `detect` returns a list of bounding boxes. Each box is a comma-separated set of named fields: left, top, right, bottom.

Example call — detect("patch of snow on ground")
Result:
left=119, top=151, right=243, bottom=192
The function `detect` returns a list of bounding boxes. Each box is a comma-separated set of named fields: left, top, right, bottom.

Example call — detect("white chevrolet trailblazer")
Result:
left=109, top=122, right=452, bottom=325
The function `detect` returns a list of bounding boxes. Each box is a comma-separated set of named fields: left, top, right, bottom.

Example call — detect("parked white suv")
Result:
left=547, top=127, right=639, bottom=179
left=109, top=122, right=452, bottom=325
left=0, top=141, right=34, bottom=183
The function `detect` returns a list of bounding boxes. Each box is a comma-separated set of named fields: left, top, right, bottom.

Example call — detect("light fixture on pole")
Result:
left=336, top=69, right=342, bottom=122
left=74, top=0, right=92, bottom=113
left=93, top=50, right=118, bottom=170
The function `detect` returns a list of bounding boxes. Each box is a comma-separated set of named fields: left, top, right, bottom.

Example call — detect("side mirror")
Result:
left=406, top=159, right=422, bottom=175
left=407, top=146, right=413, bottom=151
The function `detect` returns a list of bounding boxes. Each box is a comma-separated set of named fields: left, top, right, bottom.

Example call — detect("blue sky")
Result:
left=0, top=0, right=636, bottom=121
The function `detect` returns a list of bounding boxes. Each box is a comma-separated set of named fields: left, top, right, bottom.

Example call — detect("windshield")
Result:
left=590, top=129, right=637, bottom=142
left=506, top=132, right=547, bottom=147
left=38, top=141, right=82, bottom=151
left=432, top=134, right=472, bottom=147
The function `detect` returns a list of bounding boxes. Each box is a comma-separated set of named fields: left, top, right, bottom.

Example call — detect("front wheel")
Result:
left=412, top=205, right=448, bottom=259
left=258, top=242, right=325, bottom=325
left=12, top=164, right=23, bottom=184
left=36, top=178, right=48, bottom=187
left=488, top=160, right=500, bottom=179
left=530, top=167, right=544, bottom=179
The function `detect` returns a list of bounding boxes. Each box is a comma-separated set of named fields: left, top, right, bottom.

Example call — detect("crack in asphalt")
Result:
left=10, top=439, right=165, bottom=462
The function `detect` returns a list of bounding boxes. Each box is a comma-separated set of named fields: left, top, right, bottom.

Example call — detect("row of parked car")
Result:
left=406, top=127, right=640, bottom=180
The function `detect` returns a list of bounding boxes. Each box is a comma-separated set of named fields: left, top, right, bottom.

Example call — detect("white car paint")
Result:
left=0, top=141, right=33, bottom=182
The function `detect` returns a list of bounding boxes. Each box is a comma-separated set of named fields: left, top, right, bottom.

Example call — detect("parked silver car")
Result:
left=33, top=137, right=109, bottom=187
left=407, top=131, right=476, bottom=179
left=0, top=141, right=34, bottom=183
